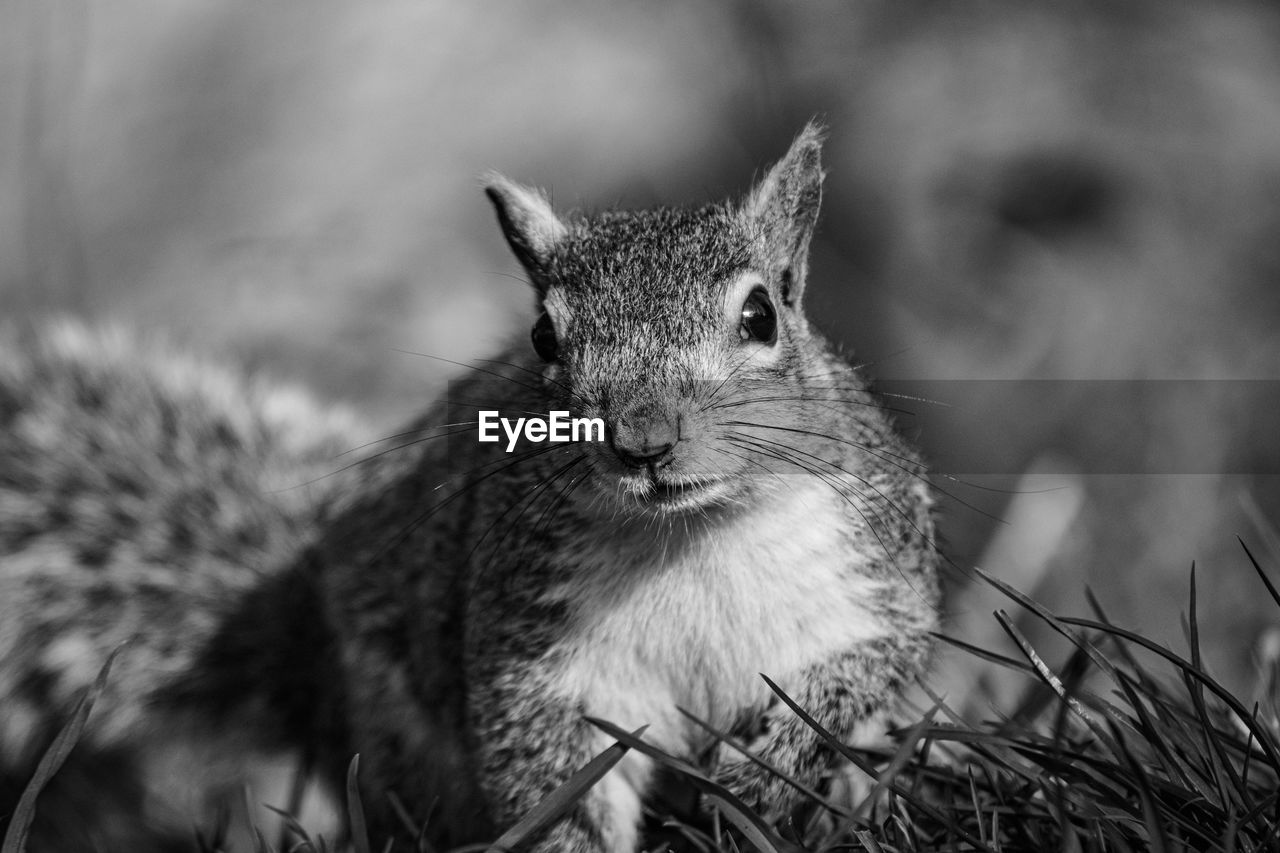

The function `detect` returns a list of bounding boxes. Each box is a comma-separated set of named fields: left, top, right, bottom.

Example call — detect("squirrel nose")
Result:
left=609, top=416, right=679, bottom=469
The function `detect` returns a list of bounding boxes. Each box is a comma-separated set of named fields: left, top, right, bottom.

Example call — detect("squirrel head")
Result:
left=484, top=123, right=838, bottom=515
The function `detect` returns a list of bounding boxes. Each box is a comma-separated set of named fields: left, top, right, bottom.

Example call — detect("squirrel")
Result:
left=0, top=123, right=940, bottom=852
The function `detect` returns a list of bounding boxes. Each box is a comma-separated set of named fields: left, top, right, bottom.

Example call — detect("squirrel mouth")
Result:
left=635, top=475, right=727, bottom=512
left=653, top=480, right=699, bottom=501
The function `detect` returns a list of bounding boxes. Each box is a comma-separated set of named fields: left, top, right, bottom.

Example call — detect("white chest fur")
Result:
left=545, top=480, right=890, bottom=753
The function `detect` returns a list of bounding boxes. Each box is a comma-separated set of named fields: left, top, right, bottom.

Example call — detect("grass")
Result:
left=840, top=551, right=1280, bottom=852
left=6, top=540, right=1280, bottom=853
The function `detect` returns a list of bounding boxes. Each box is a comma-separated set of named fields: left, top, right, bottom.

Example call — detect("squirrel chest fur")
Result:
left=547, top=479, right=893, bottom=736
left=0, top=124, right=939, bottom=853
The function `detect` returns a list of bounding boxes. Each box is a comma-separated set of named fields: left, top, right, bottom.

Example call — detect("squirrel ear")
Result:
left=483, top=173, right=567, bottom=286
left=743, top=121, right=827, bottom=304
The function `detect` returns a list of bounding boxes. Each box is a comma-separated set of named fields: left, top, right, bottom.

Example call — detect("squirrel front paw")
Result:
left=708, top=712, right=816, bottom=818
left=706, top=693, right=832, bottom=818
left=712, top=749, right=797, bottom=817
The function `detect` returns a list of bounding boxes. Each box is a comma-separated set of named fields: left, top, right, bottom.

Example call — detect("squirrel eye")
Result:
left=531, top=312, right=559, bottom=361
left=739, top=287, right=777, bottom=345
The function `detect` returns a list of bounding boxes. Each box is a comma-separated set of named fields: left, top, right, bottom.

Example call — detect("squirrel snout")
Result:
left=608, top=414, right=680, bottom=469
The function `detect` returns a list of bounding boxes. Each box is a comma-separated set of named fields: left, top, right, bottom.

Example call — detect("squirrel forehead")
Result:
left=546, top=204, right=755, bottom=304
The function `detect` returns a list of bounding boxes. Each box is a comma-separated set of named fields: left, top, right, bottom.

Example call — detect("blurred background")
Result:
left=5, top=0, right=1280, bottom=707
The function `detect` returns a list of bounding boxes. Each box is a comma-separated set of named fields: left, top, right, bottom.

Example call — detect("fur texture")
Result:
left=0, top=322, right=361, bottom=849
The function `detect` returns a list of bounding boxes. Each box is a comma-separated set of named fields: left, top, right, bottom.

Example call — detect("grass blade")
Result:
left=346, top=755, right=372, bottom=853
left=1238, top=537, right=1280, bottom=611
left=1107, top=718, right=1170, bottom=853
left=1, top=645, right=122, bottom=853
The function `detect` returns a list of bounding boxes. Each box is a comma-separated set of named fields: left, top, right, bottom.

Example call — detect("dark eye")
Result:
left=531, top=312, right=558, bottom=361
left=739, top=287, right=777, bottom=345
